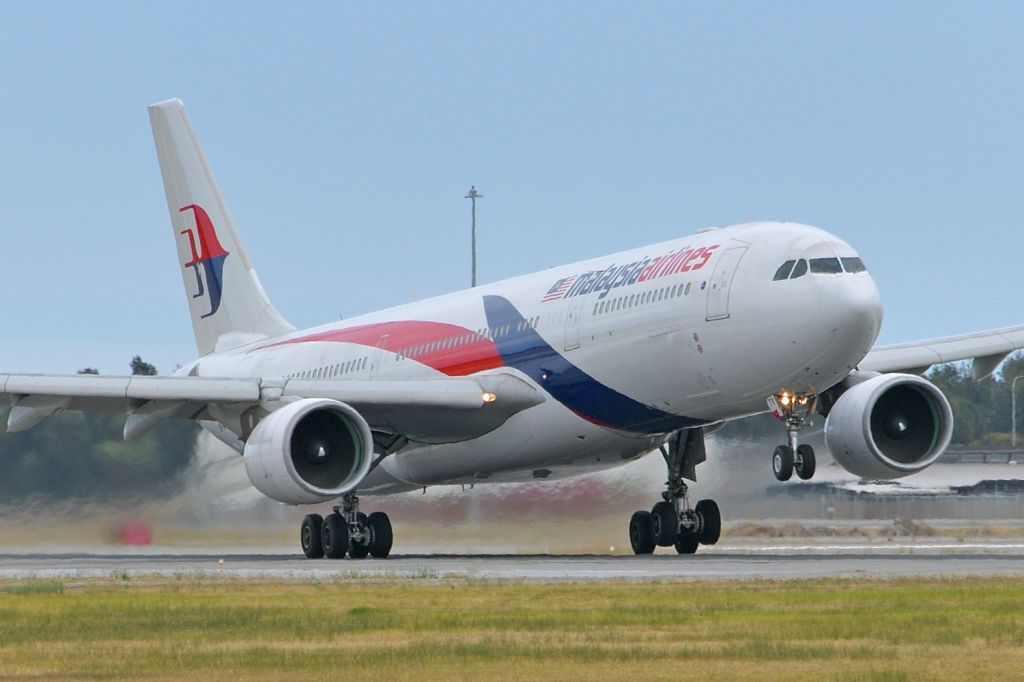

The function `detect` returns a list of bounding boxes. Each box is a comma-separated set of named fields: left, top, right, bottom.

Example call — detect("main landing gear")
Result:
left=300, top=492, right=393, bottom=559
left=629, top=428, right=721, bottom=555
left=768, top=391, right=817, bottom=481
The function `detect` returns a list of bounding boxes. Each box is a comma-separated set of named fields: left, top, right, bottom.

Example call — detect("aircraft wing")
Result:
left=0, top=370, right=545, bottom=445
left=860, top=324, right=1024, bottom=379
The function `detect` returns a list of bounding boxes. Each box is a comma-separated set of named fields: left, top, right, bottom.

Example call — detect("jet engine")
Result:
left=824, top=373, right=953, bottom=480
left=243, top=398, right=374, bottom=505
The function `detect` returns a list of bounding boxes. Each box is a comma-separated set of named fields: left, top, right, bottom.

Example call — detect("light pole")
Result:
left=1013, top=375, right=1024, bottom=449
left=465, top=186, right=483, bottom=287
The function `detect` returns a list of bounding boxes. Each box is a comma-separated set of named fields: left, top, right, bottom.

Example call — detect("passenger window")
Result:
left=841, top=257, right=867, bottom=273
left=790, top=259, right=808, bottom=278
left=809, top=257, right=842, bottom=274
left=773, top=260, right=795, bottom=281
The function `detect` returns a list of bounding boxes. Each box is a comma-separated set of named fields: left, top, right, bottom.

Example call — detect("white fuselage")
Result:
left=191, top=221, right=883, bottom=494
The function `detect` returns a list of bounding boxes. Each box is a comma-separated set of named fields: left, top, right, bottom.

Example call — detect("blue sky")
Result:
left=1, top=2, right=1022, bottom=374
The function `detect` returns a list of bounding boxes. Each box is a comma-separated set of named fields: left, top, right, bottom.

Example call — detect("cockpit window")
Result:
left=773, top=260, right=795, bottom=281
left=790, top=259, right=808, bottom=279
left=841, top=257, right=866, bottom=273
left=809, top=257, right=843, bottom=274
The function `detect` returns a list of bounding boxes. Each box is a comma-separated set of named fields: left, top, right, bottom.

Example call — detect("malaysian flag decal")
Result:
left=542, top=275, right=578, bottom=302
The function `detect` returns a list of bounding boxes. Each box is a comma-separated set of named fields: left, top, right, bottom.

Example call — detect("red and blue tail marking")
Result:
left=180, top=204, right=229, bottom=318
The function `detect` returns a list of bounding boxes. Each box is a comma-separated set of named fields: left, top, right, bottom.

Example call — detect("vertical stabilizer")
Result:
left=148, top=98, right=294, bottom=356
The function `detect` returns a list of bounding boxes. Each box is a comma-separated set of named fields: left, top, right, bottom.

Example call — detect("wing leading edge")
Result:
left=861, top=324, right=1024, bottom=379
left=0, top=370, right=544, bottom=446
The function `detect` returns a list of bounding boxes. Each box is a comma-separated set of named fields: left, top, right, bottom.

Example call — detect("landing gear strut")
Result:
left=629, top=428, right=721, bottom=556
left=300, top=492, right=393, bottom=559
left=768, top=392, right=817, bottom=481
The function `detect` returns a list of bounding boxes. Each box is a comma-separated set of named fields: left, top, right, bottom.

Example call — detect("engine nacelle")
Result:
left=824, top=373, right=953, bottom=480
left=243, top=398, right=374, bottom=505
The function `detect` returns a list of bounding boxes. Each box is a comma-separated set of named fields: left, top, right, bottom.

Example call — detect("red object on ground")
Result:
left=119, top=521, right=153, bottom=545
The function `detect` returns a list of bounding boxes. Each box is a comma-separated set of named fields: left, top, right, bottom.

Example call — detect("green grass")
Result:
left=1, top=576, right=1023, bottom=680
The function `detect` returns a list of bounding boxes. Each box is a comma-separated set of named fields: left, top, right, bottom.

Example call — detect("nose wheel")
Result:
left=768, top=392, right=817, bottom=482
left=771, top=444, right=816, bottom=481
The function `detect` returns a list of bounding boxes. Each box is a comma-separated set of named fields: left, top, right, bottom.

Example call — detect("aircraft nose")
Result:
left=830, top=272, right=884, bottom=348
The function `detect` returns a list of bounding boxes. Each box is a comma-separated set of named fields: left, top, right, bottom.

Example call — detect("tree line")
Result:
left=0, top=357, right=198, bottom=505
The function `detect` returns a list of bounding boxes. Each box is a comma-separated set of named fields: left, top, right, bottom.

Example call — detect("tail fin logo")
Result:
left=179, top=204, right=229, bottom=318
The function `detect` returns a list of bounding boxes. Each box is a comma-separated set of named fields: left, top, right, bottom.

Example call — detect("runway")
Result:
left=4, top=541, right=1024, bottom=581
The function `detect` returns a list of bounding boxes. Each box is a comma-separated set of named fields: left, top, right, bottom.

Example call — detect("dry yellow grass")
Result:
left=1, top=576, right=1023, bottom=680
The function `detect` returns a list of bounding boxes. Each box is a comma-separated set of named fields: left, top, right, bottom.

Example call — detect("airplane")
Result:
left=4, top=98, right=1024, bottom=559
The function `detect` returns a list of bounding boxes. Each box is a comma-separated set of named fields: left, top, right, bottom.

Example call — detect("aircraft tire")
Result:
left=367, top=511, right=393, bottom=559
left=300, top=514, right=324, bottom=559
left=322, top=513, right=349, bottom=559
left=773, top=445, right=794, bottom=481
left=795, top=445, right=816, bottom=480
left=629, top=511, right=656, bottom=555
left=674, top=528, right=700, bottom=555
left=695, top=499, right=721, bottom=545
left=651, top=501, right=678, bottom=546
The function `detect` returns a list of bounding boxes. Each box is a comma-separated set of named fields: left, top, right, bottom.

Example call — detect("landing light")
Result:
left=482, top=392, right=497, bottom=403
left=777, top=391, right=811, bottom=408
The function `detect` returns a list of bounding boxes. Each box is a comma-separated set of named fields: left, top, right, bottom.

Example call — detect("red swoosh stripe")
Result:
left=268, top=321, right=504, bottom=376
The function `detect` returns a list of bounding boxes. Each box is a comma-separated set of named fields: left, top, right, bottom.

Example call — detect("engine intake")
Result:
left=244, top=398, right=374, bottom=504
left=824, top=373, right=953, bottom=479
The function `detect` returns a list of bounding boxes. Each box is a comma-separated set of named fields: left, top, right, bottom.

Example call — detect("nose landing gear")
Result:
left=768, top=392, right=817, bottom=481
left=629, top=428, right=721, bottom=556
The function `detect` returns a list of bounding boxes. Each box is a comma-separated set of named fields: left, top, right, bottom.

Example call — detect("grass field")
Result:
left=1, top=576, right=1023, bottom=681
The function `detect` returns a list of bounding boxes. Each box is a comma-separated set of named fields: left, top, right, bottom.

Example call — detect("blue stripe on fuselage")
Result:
left=482, top=295, right=705, bottom=434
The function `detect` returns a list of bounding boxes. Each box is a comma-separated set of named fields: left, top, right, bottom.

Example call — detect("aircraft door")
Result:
left=563, top=295, right=589, bottom=351
left=371, top=333, right=391, bottom=377
left=705, top=246, right=748, bottom=321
